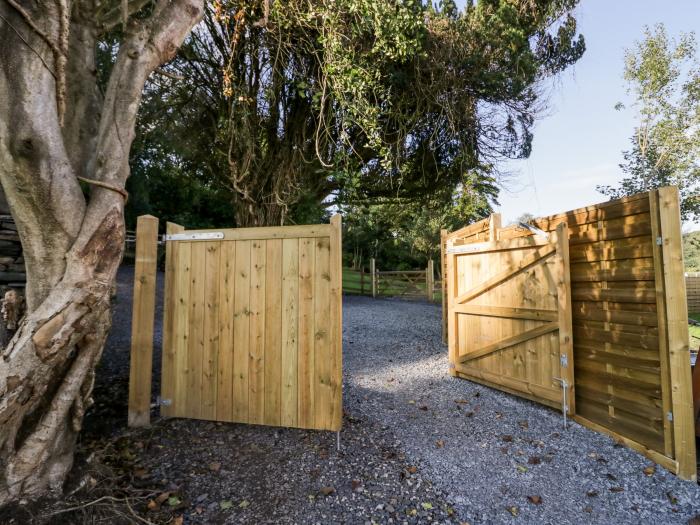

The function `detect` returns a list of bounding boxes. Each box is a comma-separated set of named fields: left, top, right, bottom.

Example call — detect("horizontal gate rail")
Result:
left=458, top=321, right=560, bottom=363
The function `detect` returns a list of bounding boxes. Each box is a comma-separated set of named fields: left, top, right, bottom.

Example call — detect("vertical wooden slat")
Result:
left=370, top=258, right=377, bottom=298
left=172, top=241, right=191, bottom=417
left=489, top=213, right=502, bottom=242
left=298, top=238, right=316, bottom=428
left=233, top=240, right=251, bottom=422
left=200, top=241, right=220, bottom=420
left=160, top=221, right=183, bottom=418
left=657, top=186, right=697, bottom=480
left=555, top=223, right=575, bottom=415
left=649, top=189, right=675, bottom=456
left=248, top=240, right=266, bottom=424
left=313, top=236, right=332, bottom=429
left=440, top=229, right=447, bottom=343
left=217, top=241, right=236, bottom=421
left=329, top=214, right=343, bottom=431
left=186, top=241, right=206, bottom=419
left=264, top=239, right=283, bottom=426
left=426, top=259, right=434, bottom=302
left=128, top=215, right=159, bottom=427
left=447, top=238, right=457, bottom=376
left=281, top=238, right=299, bottom=427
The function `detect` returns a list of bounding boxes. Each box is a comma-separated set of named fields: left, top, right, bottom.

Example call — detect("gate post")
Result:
left=128, top=215, right=159, bottom=428
left=370, top=258, right=377, bottom=298
left=426, top=260, right=434, bottom=302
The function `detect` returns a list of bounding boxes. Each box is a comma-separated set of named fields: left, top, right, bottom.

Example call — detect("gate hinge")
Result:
left=158, top=397, right=172, bottom=407
left=667, top=411, right=673, bottom=422
left=560, top=354, right=568, bottom=368
left=656, top=236, right=663, bottom=246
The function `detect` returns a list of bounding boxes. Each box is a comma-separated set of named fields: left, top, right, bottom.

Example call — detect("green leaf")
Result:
left=167, top=496, right=181, bottom=507
left=220, top=500, right=233, bottom=510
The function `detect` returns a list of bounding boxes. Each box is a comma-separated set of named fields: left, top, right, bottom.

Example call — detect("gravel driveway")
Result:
left=8, top=267, right=697, bottom=524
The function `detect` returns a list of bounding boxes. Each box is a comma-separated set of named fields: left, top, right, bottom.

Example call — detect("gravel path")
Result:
left=8, top=267, right=697, bottom=524
left=344, top=296, right=700, bottom=524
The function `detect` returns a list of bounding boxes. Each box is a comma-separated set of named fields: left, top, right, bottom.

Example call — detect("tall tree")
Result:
left=597, top=24, right=700, bottom=220
left=135, top=0, right=585, bottom=227
left=0, top=1, right=203, bottom=504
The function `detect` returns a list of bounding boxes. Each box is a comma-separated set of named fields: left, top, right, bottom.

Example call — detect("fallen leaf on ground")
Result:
left=516, top=465, right=528, bottom=473
left=518, top=420, right=529, bottom=429
left=352, top=479, right=363, bottom=490
left=586, top=490, right=599, bottom=497
left=407, top=466, right=417, bottom=474
left=454, top=399, right=469, bottom=404
left=147, top=499, right=158, bottom=511
left=419, top=405, right=428, bottom=411
left=320, top=486, right=335, bottom=496
left=501, top=435, right=513, bottom=443
left=170, top=517, right=183, bottom=525
left=506, top=506, right=519, bottom=516
left=421, top=502, right=433, bottom=510
left=220, top=500, right=233, bottom=510
left=209, top=462, right=221, bottom=472
left=239, top=500, right=250, bottom=509
left=609, top=487, right=624, bottom=493
left=527, top=495, right=542, bottom=505
left=528, top=456, right=541, bottom=465
left=667, top=492, right=678, bottom=504
left=155, top=492, right=170, bottom=505
left=643, top=465, right=655, bottom=476
left=167, top=496, right=181, bottom=507
left=435, top=440, right=445, bottom=448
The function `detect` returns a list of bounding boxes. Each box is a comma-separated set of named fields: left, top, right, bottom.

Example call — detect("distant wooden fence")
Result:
left=129, top=216, right=343, bottom=433
left=345, top=259, right=439, bottom=301
left=443, top=187, right=696, bottom=480
left=686, top=273, right=700, bottom=312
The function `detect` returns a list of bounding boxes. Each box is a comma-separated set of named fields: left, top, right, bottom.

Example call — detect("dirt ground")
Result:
left=1, top=266, right=699, bottom=524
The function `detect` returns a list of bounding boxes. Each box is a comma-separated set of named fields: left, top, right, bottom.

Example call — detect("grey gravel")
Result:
left=344, top=295, right=700, bottom=524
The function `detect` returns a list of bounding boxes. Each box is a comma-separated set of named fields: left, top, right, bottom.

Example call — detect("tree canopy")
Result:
left=597, top=24, right=700, bottom=220
left=129, top=0, right=585, bottom=228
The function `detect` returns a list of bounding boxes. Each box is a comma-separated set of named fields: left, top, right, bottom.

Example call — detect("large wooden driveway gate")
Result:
left=129, top=216, right=343, bottom=433
left=446, top=223, right=574, bottom=414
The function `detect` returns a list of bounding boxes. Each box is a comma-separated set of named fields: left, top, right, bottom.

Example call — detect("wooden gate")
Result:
left=446, top=223, right=574, bottom=413
left=156, top=217, right=343, bottom=432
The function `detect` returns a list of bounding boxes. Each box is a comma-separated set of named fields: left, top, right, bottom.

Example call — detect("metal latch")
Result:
left=165, top=232, right=224, bottom=241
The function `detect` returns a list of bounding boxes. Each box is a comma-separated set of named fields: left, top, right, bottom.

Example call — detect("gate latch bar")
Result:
left=165, top=232, right=224, bottom=241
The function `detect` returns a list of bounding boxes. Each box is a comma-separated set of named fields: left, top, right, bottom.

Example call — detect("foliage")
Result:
left=342, top=172, right=497, bottom=270
left=130, top=0, right=584, bottom=228
left=684, top=230, right=700, bottom=271
left=597, top=24, right=700, bottom=220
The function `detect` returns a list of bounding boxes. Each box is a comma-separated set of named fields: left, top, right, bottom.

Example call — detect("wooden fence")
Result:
left=129, top=216, right=343, bottom=433
left=686, top=272, right=700, bottom=313
left=344, top=259, right=439, bottom=301
left=443, top=187, right=696, bottom=480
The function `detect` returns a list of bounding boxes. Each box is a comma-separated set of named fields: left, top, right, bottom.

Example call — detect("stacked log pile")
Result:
left=0, top=214, right=25, bottom=288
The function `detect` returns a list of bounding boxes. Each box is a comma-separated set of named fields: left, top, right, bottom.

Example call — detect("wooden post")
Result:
left=657, top=186, right=697, bottom=480
left=160, top=221, right=184, bottom=418
left=370, top=258, right=377, bottom=298
left=128, top=215, right=159, bottom=427
left=360, top=267, right=365, bottom=295
left=441, top=229, right=447, bottom=343
left=426, top=260, right=434, bottom=302
left=329, top=214, right=343, bottom=430
left=489, top=213, right=502, bottom=242
left=554, top=222, right=575, bottom=415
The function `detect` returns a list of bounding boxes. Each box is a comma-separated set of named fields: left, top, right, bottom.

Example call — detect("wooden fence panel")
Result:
left=443, top=188, right=696, bottom=480
left=159, top=218, right=343, bottom=432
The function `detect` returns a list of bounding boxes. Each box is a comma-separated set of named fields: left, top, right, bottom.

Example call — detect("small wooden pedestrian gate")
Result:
left=129, top=216, right=343, bottom=433
left=446, top=223, right=574, bottom=413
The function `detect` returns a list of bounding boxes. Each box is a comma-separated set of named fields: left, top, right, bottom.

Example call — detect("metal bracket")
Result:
left=560, top=354, right=568, bottom=368
left=552, top=377, right=569, bottom=429
left=656, top=236, right=663, bottom=246
left=666, top=411, right=673, bottom=422
left=518, top=222, right=549, bottom=239
left=165, top=232, right=224, bottom=241
left=157, top=397, right=172, bottom=406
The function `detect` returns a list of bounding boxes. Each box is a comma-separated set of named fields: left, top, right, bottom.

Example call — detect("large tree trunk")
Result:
left=0, top=0, right=203, bottom=504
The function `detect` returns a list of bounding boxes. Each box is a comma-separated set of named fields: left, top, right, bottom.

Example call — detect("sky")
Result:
left=454, top=0, right=700, bottom=229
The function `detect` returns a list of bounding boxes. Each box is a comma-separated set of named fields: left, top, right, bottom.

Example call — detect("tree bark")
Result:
left=0, top=0, right=203, bottom=504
